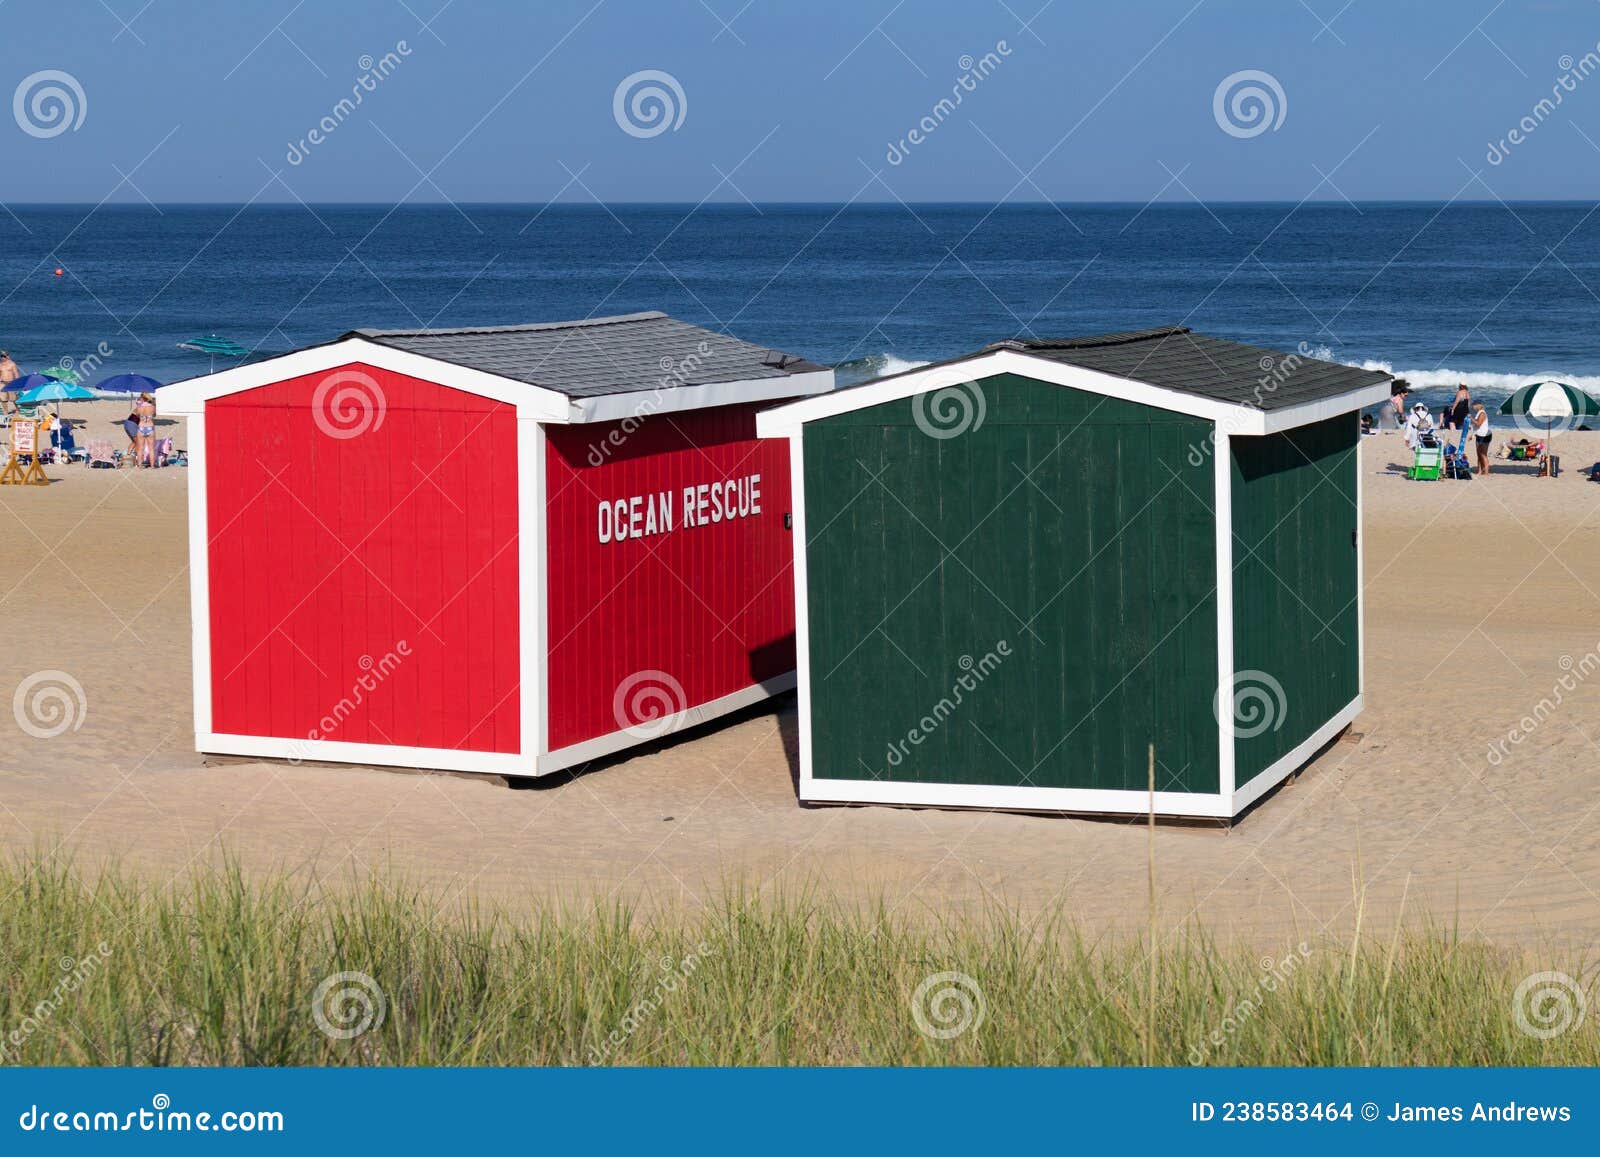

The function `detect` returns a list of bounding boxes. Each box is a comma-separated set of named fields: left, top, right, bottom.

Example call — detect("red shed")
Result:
left=157, top=312, right=833, bottom=778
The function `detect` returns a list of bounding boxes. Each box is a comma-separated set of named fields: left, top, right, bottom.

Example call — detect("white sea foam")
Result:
left=1343, top=360, right=1600, bottom=397
left=876, top=354, right=929, bottom=376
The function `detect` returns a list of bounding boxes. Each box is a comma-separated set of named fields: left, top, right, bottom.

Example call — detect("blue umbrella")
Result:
left=92, top=373, right=163, bottom=395
left=8, top=373, right=55, bottom=394
left=17, top=380, right=97, bottom=403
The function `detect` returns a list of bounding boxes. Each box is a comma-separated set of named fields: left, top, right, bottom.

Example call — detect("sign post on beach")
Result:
left=0, top=418, right=49, bottom=485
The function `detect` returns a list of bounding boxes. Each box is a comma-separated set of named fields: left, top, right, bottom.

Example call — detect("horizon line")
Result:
left=5, top=197, right=1599, bottom=209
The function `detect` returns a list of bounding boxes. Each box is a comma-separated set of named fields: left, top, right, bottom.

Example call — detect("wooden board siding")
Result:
left=543, top=403, right=795, bottom=752
left=803, top=373, right=1219, bottom=794
left=1230, top=413, right=1360, bottom=788
left=206, top=363, right=521, bottom=754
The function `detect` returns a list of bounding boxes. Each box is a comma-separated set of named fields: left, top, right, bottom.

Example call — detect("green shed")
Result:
left=756, top=327, right=1392, bottom=820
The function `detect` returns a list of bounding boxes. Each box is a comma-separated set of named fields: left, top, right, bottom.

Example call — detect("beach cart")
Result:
left=1407, top=441, right=1443, bottom=480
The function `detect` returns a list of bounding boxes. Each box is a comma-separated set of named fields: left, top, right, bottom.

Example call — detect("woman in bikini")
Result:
left=135, top=392, right=157, bottom=468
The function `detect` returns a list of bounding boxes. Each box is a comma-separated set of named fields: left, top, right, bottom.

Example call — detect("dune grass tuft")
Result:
left=0, top=853, right=1594, bottom=1066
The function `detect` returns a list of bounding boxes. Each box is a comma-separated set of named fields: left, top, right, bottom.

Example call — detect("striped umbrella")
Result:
left=178, top=335, right=248, bottom=374
left=1499, top=380, right=1600, bottom=469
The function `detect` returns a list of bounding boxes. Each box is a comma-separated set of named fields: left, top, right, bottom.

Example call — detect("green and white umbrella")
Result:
left=1498, top=380, right=1600, bottom=467
left=177, top=334, right=248, bottom=374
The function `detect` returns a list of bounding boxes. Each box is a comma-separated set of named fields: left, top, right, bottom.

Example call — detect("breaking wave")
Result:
left=1346, top=360, right=1600, bottom=398
left=833, top=351, right=929, bottom=386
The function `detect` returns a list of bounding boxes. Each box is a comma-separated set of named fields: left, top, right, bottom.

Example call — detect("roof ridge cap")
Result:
left=1009, top=325, right=1192, bottom=352
left=349, top=311, right=667, bottom=339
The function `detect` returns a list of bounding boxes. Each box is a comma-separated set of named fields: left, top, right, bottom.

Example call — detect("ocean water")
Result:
left=3, top=202, right=1599, bottom=412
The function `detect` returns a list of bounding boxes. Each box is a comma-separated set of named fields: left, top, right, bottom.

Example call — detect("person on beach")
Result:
left=135, top=392, right=157, bottom=468
left=1404, top=401, right=1434, bottom=450
left=0, top=351, right=18, bottom=387
left=1447, top=383, right=1471, bottom=430
left=1389, top=380, right=1411, bottom=427
left=1472, top=404, right=1492, bottom=476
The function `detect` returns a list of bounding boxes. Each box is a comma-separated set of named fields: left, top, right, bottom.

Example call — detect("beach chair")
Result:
left=1443, top=429, right=1474, bottom=480
left=1407, top=442, right=1443, bottom=481
left=56, top=424, right=85, bottom=463
left=86, top=439, right=116, bottom=469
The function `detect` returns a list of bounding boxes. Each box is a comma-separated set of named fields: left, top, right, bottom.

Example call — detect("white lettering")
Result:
left=596, top=475, right=765, bottom=543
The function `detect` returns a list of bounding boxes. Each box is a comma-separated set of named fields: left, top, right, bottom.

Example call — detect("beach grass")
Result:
left=0, top=853, right=1594, bottom=1066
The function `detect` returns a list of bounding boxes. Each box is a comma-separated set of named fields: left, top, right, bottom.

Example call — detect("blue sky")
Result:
left=6, top=0, right=1600, bottom=202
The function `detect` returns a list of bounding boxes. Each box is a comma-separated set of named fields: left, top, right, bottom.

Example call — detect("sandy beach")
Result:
left=4, top=403, right=1600, bottom=950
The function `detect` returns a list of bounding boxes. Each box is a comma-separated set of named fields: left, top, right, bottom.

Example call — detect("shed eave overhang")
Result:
left=564, top=367, right=835, bottom=424
left=755, top=349, right=1391, bottom=438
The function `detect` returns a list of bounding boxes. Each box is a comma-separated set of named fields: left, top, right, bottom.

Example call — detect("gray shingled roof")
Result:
left=985, top=326, right=1391, bottom=411
left=345, top=311, right=826, bottom=398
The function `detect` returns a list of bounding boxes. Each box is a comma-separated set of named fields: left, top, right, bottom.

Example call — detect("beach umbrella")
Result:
left=38, top=366, right=81, bottom=384
left=8, top=373, right=55, bottom=394
left=178, top=335, right=248, bottom=373
left=1498, top=380, right=1600, bottom=424
left=16, top=380, right=97, bottom=404
left=1498, top=380, right=1600, bottom=470
left=92, top=372, right=163, bottom=395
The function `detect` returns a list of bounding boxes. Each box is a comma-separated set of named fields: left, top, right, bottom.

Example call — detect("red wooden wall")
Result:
left=206, top=363, right=521, bottom=754
left=544, top=403, right=796, bottom=751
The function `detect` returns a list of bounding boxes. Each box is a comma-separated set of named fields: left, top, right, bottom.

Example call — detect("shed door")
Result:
left=801, top=374, right=1220, bottom=795
left=205, top=363, right=521, bottom=755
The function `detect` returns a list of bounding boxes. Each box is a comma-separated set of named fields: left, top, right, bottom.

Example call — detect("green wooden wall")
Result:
left=802, top=374, right=1220, bottom=795
left=1229, top=413, right=1361, bottom=788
